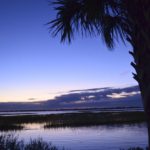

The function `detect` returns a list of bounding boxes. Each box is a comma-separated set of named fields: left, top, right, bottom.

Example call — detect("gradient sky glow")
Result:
left=0, top=0, right=136, bottom=102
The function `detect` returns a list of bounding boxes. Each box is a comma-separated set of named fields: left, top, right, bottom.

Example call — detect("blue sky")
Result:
left=0, top=0, right=136, bottom=102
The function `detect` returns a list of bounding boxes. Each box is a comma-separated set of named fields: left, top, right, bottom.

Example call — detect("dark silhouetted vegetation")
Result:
left=0, top=112, right=146, bottom=130
left=0, top=134, right=61, bottom=150
left=0, top=124, right=23, bottom=131
left=44, top=111, right=146, bottom=128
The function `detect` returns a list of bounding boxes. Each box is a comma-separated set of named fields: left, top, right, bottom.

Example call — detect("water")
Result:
left=2, top=123, right=148, bottom=150
left=0, top=110, right=78, bottom=116
left=0, top=107, right=144, bottom=116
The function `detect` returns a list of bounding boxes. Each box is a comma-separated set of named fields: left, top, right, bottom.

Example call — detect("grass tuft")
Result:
left=0, top=134, right=62, bottom=150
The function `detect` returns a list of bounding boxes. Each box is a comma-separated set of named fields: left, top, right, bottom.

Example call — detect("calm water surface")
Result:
left=0, top=107, right=143, bottom=116
left=2, top=123, right=148, bottom=150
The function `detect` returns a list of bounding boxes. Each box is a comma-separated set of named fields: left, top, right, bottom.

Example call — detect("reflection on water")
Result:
left=1, top=123, right=148, bottom=150
left=23, top=123, right=45, bottom=130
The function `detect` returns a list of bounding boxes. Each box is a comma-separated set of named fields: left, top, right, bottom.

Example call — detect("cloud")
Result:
left=0, top=85, right=143, bottom=111
left=28, top=98, right=37, bottom=101
left=107, top=91, right=141, bottom=99
left=69, top=87, right=110, bottom=94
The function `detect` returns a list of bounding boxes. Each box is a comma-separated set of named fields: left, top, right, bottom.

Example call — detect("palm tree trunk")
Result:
left=126, top=1, right=150, bottom=148
left=129, top=41, right=150, bottom=148
left=129, top=39, right=150, bottom=149
left=141, top=87, right=150, bottom=150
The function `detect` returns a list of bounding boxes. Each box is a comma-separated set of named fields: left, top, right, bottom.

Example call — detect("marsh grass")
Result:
left=0, top=134, right=62, bottom=150
left=0, top=124, right=24, bottom=131
left=44, top=112, right=146, bottom=128
left=0, top=112, right=146, bottom=130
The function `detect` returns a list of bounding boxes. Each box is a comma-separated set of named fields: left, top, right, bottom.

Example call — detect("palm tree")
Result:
left=49, top=0, right=150, bottom=147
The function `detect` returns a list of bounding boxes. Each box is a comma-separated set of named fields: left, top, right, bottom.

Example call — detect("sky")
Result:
left=0, top=0, right=136, bottom=102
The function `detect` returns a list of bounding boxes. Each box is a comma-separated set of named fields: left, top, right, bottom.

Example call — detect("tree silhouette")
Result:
left=49, top=0, right=150, bottom=147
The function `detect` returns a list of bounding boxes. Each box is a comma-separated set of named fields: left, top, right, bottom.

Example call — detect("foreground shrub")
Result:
left=24, top=138, right=58, bottom=150
left=0, top=134, right=22, bottom=150
left=0, top=134, right=61, bottom=150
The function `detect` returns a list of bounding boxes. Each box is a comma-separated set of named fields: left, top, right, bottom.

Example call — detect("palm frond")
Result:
left=48, top=0, right=81, bottom=42
left=49, top=0, right=127, bottom=48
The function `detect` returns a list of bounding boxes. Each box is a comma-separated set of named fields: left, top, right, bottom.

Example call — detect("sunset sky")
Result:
left=0, top=0, right=136, bottom=102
